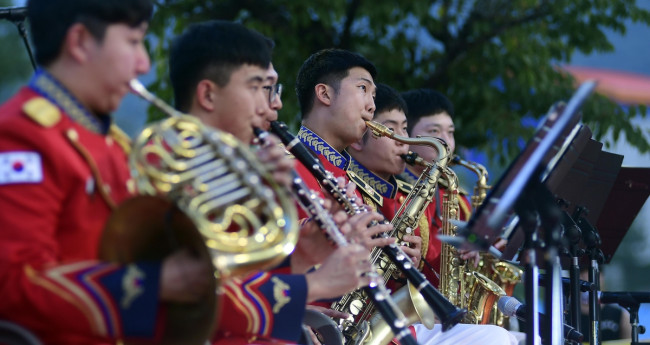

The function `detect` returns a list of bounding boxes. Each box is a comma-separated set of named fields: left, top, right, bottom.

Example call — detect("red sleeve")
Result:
left=214, top=272, right=307, bottom=343
left=0, top=94, right=163, bottom=344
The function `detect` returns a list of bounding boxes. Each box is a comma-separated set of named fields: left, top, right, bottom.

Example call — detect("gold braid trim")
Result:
left=109, top=125, right=132, bottom=155
left=65, top=129, right=116, bottom=210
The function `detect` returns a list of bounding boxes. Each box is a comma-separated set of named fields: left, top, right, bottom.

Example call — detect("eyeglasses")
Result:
left=262, top=83, right=283, bottom=104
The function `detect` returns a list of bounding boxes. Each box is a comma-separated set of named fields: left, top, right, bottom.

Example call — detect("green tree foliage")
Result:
left=147, top=0, right=650, bottom=162
left=0, top=0, right=33, bottom=100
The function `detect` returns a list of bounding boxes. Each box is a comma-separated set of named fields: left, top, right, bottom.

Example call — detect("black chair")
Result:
left=0, top=321, right=42, bottom=345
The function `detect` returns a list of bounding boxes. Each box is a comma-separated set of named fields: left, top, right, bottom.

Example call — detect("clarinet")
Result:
left=254, top=128, right=417, bottom=345
left=269, top=121, right=467, bottom=331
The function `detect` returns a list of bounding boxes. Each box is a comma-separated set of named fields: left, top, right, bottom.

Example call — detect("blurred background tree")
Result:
left=2, top=0, right=649, bottom=293
left=147, top=0, right=650, bottom=163
left=0, top=0, right=33, bottom=100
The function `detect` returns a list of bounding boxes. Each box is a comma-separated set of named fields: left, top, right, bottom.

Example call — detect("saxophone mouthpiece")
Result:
left=365, top=120, right=393, bottom=138
left=400, top=151, right=431, bottom=167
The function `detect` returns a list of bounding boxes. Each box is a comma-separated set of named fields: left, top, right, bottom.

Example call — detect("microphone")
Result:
left=538, top=274, right=595, bottom=292
left=497, top=296, right=584, bottom=343
left=601, top=291, right=650, bottom=307
left=0, top=7, right=27, bottom=21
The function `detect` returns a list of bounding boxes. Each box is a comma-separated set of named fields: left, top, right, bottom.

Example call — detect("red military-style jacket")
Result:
left=0, top=71, right=308, bottom=345
left=212, top=269, right=307, bottom=343
left=347, top=158, right=442, bottom=286
left=291, top=126, right=361, bottom=310
left=292, top=125, right=363, bottom=212
left=0, top=71, right=163, bottom=344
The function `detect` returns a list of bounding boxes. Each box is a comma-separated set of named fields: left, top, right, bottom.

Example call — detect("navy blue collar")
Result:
left=347, top=156, right=397, bottom=199
left=29, top=69, right=111, bottom=134
left=297, top=125, right=351, bottom=170
left=398, top=167, right=420, bottom=185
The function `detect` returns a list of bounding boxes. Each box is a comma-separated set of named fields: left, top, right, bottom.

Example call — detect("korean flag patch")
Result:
left=0, top=152, right=43, bottom=185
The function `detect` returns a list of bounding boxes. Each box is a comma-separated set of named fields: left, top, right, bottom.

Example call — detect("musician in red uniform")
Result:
left=399, top=88, right=473, bottom=221
left=346, top=83, right=518, bottom=345
left=167, top=21, right=375, bottom=344
left=0, top=1, right=212, bottom=344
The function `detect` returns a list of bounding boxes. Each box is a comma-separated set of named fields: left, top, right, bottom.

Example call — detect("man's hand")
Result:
left=291, top=211, right=348, bottom=273
left=160, top=249, right=213, bottom=303
left=459, top=249, right=481, bottom=267
left=305, top=244, right=373, bottom=302
left=255, top=134, right=294, bottom=189
left=400, top=234, right=422, bottom=268
left=341, top=212, right=395, bottom=250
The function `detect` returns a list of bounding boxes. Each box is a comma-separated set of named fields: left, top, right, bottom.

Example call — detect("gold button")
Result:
left=66, top=129, right=79, bottom=141
left=106, top=137, right=114, bottom=146
left=103, top=184, right=111, bottom=194
left=126, top=179, right=136, bottom=194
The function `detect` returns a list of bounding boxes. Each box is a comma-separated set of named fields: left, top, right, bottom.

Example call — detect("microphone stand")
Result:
left=12, top=20, right=36, bottom=71
left=514, top=191, right=540, bottom=345
left=532, top=176, right=565, bottom=345
left=628, top=302, right=643, bottom=345
left=577, top=210, right=604, bottom=345
left=514, top=167, right=566, bottom=345
left=562, top=206, right=584, bottom=333
left=1, top=7, right=37, bottom=71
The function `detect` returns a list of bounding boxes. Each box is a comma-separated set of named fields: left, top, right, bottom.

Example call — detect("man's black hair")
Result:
left=169, top=20, right=273, bottom=112
left=361, top=83, right=407, bottom=144
left=401, top=88, right=454, bottom=134
left=373, top=83, right=407, bottom=117
left=27, top=0, right=153, bottom=67
left=295, top=48, right=377, bottom=119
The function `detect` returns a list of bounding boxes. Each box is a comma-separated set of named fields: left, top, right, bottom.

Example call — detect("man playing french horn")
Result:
left=167, top=21, right=392, bottom=344
left=0, top=1, right=214, bottom=344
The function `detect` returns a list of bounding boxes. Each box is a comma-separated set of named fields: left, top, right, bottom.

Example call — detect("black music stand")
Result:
left=595, top=167, right=650, bottom=263
left=546, top=138, right=623, bottom=344
left=594, top=170, right=650, bottom=345
left=456, top=81, right=597, bottom=345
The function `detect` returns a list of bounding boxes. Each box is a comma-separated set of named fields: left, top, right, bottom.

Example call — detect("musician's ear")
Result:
left=314, top=83, right=332, bottom=106
left=196, top=79, right=217, bottom=111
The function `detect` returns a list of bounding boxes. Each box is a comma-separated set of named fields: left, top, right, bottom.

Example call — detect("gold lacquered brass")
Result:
left=100, top=80, right=299, bottom=345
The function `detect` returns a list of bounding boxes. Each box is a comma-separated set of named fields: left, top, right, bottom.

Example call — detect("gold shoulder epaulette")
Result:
left=109, top=124, right=132, bottom=154
left=23, top=97, right=61, bottom=128
left=395, top=179, right=413, bottom=194
left=347, top=170, right=383, bottom=207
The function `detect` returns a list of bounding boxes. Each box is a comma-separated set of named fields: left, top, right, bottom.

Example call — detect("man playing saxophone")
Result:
left=346, top=83, right=518, bottom=345
left=167, top=21, right=386, bottom=344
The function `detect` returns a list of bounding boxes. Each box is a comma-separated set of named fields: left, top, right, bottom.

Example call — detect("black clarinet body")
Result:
left=255, top=127, right=418, bottom=345
left=269, top=121, right=467, bottom=331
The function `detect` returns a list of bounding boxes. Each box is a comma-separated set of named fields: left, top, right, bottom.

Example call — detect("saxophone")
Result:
left=334, top=121, right=465, bottom=345
left=438, top=163, right=505, bottom=325
left=269, top=121, right=465, bottom=345
left=449, top=155, right=523, bottom=326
